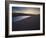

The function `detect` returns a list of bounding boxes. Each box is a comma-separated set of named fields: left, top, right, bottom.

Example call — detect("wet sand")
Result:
left=12, top=13, right=40, bottom=31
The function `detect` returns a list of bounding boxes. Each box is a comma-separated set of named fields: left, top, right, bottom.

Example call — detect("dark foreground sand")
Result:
left=12, top=13, right=40, bottom=31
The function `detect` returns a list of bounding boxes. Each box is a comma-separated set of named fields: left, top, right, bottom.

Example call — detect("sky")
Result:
left=12, top=7, right=40, bottom=15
